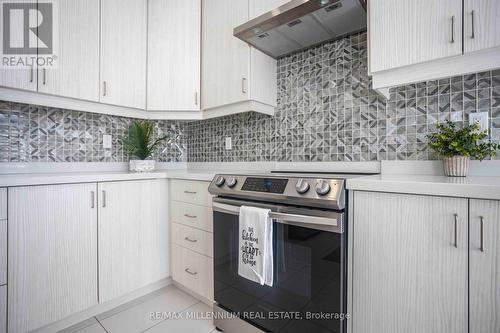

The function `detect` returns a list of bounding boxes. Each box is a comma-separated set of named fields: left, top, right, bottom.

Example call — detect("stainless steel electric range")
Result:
left=208, top=172, right=366, bottom=333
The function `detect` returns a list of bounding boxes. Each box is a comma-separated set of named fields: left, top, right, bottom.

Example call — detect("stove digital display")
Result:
left=241, top=177, right=288, bottom=194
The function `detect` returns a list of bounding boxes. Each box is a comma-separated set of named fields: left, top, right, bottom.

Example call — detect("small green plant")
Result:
left=121, top=120, right=167, bottom=160
left=426, top=120, right=500, bottom=161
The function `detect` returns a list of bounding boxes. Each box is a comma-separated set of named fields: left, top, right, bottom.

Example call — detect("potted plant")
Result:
left=427, top=120, right=500, bottom=177
left=121, top=120, right=167, bottom=172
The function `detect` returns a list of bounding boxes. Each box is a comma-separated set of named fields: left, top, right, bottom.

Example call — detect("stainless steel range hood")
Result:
left=234, top=0, right=367, bottom=59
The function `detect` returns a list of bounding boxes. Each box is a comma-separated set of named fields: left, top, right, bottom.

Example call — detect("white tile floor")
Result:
left=58, top=286, right=217, bottom=333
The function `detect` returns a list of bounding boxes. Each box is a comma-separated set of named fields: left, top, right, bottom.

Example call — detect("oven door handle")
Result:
left=212, top=202, right=343, bottom=230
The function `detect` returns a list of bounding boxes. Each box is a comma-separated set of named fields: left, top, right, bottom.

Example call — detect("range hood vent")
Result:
left=234, top=0, right=367, bottom=59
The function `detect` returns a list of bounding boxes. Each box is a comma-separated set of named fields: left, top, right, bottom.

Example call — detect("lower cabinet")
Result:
left=469, top=199, right=500, bottom=333
left=98, top=179, right=169, bottom=302
left=8, top=183, right=99, bottom=332
left=352, top=191, right=468, bottom=333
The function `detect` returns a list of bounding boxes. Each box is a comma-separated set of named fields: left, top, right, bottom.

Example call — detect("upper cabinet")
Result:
left=38, top=0, right=100, bottom=101
left=369, top=0, right=500, bottom=98
left=147, top=0, right=201, bottom=112
left=202, top=0, right=277, bottom=116
left=464, top=0, right=500, bottom=53
left=369, top=0, right=462, bottom=73
left=100, top=0, right=147, bottom=109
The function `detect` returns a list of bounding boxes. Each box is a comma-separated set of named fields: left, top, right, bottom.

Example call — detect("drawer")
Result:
left=0, top=285, right=5, bottom=333
left=171, top=201, right=213, bottom=232
left=172, top=244, right=213, bottom=301
left=171, top=180, right=211, bottom=206
left=0, top=189, right=5, bottom=220
left=172, top=223, right=213, bottom=257
left=0, top=220, right=5, bottom=286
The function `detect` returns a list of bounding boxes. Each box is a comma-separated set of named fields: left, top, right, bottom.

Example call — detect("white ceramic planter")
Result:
left=442, top=156, right=470, bottom=177
left=129, top=159, right=156, bottom=172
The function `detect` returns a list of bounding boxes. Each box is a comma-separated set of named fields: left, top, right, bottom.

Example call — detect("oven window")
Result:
left=213, top=211, right=347, bottom=333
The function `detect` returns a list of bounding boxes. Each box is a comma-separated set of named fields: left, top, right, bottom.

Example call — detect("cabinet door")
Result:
left=464, top=0, right=500, bottom=53
left=469, top=199, right=500, bottom=333
left=202, top=0, right=249, bottom=109
left=38, top=0, right=100, bottom=101
left=369, top=0, right=463, bottom=72
left=100, top=0, right=147, bottom=109
left=352, top=191, right=468, bottom=333
left=0, top=6, right=37, bottom=91
left=147, top=0, right=201, bottom=111
left=8, top=183, right=98, bottom=332
left=98, top=179, right=169, bottom=302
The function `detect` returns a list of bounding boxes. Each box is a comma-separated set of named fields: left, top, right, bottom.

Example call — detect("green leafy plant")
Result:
left=426, top=120, right=500, bottom=161
left=121, top=120, right=167, bottom=160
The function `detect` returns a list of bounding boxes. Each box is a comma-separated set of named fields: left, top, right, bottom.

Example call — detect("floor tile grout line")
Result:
left=95, top=317, right=110, bottom=333
left=139, top=301, right=203, bottom=333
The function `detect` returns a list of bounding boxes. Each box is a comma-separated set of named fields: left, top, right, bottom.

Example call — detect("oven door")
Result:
left=213, top=198, right=347, bottom=333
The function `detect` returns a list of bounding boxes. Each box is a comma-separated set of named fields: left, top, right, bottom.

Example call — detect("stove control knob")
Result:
left=227, top=177, right=237, bottom=188
left=215, top=176, right=225, bottom=187
left=295, top=179, right=310, bottom=194
left=315, top=180, right=331, bottom=196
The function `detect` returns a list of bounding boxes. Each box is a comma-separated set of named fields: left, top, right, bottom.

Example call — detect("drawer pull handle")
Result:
left=184, top=214, right=197, bottom=219
left=184, top=190, right=197, bottom=194
left=184, top=237, right=198, bottom=243
left=453, top=213, right=458, bottom=248
left=184, top=268, right=197, bottom=275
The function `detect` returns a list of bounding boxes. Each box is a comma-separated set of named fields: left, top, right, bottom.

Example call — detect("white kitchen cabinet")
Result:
left=249, top=0, right=289, bottom=20
left=369, top=0, right=462, bottom=73
left=369, top=0, right=500, bottom=97
left=352, top=191, right=468, bottom=333
left=464, top=0, right=500, bottom=53
left=147, top=0, right=201, bottom=112
left=202, top=0, right=276, bottom=116
left=100, top=0, right=147, bottom=109
left=37, top=0, right=100, bottom=101
left=469, top=199, right=500, bottom=333
left=98, top=179, right=169, bottom=303
left=8, top=183, right=98, bottom=333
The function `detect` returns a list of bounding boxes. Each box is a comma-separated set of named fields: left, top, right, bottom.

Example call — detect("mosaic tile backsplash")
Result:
left=1, top=31, right=499, bottom=163
left=0, top=101, right=186, bottom=162
left=187, top=32, right=500, bottom=162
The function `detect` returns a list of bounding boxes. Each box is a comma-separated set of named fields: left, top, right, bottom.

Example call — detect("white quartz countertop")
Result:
left=347, top=174, right=500, bottom=200
left=0, top=169, right=222, bottom=187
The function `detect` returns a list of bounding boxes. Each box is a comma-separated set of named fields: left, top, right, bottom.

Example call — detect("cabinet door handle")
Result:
left=242, top=77, right=247, bottom=93
left=184, top=236, right=198, bottom=243
left=91, top=191, right=95, bottom=208
left=184, top=214, right=197, bottom=219
left=479, top=216, right=484, bottom=252
left=453, top=214, right=458, bottom=248
left=184, top=268, right=197, bottom=275
left=470, top=10, right=475, bottom=39
left=103, top=81, right=107, bottom=96
left=184, top=190, right=197, bottom=194
left=194, top=92, right=198, bottom=106
left=29, top=65, right=34, bottom=83
left=450, top=15, right=455, bottom=43
left=42, top=68, right=46, bottom=85
left=102, top=190, right=106, bottom=208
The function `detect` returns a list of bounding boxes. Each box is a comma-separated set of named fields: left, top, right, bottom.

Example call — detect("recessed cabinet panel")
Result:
left=147, top=0, right=201, bottom=111
left=469, top=199, right=500, bottom=333
left=369, top=0, right=463, bottom=73
left=464, top=0, right=500, bottom=53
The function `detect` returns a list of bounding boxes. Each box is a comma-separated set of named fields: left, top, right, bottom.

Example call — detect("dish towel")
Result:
left=238, top=206, right=273, bottom=286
